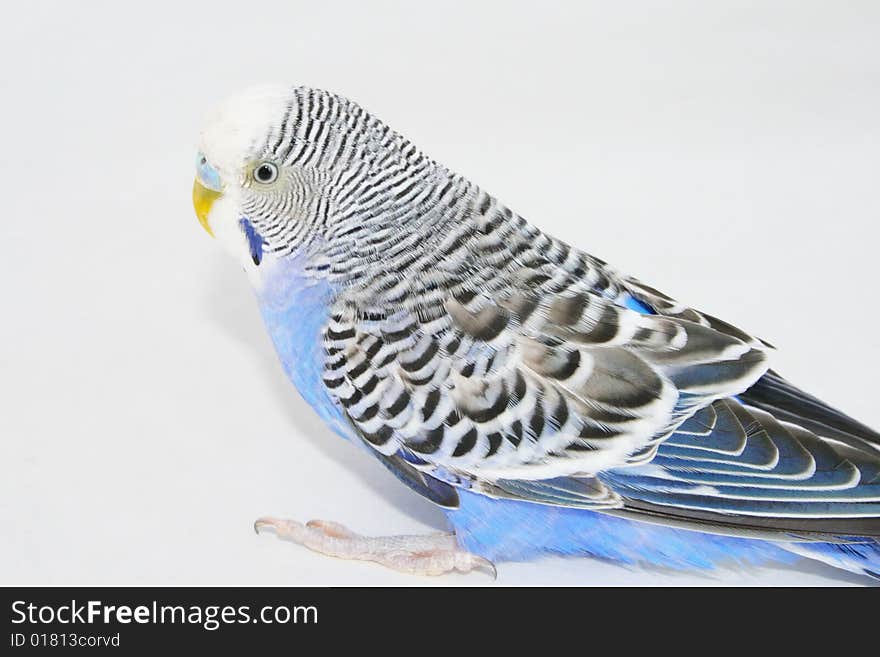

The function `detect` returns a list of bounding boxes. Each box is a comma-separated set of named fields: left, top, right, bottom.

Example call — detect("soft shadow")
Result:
left=202, top=258, right=448, bottom=531
left=766, top=556, right=875, bottom=586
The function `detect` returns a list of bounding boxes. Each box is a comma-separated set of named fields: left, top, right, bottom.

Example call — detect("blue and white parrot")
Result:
left=192, top=85, right=880, bottom=580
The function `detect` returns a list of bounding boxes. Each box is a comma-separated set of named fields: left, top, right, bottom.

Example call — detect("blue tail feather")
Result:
left=787, top=540, right=880, bottom=580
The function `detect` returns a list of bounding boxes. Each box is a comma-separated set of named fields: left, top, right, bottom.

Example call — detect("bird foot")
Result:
left=254, top=517, right=496, bottom=578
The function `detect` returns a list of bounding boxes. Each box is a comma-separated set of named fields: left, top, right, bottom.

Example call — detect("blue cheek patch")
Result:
left=239, top=218, right=267, bottom=266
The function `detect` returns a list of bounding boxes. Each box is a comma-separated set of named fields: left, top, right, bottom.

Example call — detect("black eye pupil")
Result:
left=256, top=164, right=275, bottom=182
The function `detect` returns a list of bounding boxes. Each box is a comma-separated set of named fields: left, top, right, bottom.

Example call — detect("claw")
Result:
left=472, top=555, right=498, bottom=581
left=254, top=516, right=296, bottom=535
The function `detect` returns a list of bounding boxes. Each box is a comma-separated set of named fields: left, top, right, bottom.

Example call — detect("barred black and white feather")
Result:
left=213, top=86, right=880, bottom=540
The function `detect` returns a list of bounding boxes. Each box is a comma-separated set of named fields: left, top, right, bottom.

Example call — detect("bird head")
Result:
left=192, top=85, right=445, bottom=276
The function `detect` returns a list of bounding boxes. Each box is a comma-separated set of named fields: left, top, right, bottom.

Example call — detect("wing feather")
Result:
left=323, top=282, right=770, bottom=488
left=317, top=213, right=878, bottom=532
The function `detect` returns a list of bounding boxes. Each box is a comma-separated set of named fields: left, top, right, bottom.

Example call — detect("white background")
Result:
left=1, top=1, right=878, bottom=586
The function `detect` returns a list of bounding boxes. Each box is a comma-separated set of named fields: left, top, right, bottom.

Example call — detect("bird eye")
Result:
left=253, top=162, right=278, bottom=184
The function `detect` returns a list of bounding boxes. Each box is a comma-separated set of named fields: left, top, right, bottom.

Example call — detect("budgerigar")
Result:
left=192, top=85, right=880, bottom=581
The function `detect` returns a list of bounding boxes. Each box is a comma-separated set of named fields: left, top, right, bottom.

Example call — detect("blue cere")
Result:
left=195, top=152, right=223, bottom=191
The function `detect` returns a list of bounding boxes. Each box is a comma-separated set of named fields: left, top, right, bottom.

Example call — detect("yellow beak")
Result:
left=192, top=179, right=222, bottom=236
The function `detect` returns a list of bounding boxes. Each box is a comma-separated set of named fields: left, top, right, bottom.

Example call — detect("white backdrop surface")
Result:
left=1, top=1, right=878, bottom=585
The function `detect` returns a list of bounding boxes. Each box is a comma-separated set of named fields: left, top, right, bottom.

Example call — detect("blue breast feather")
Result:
left=257, top=257, right=352, bottom=442
left=257, top=269, right=880, bottom=576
